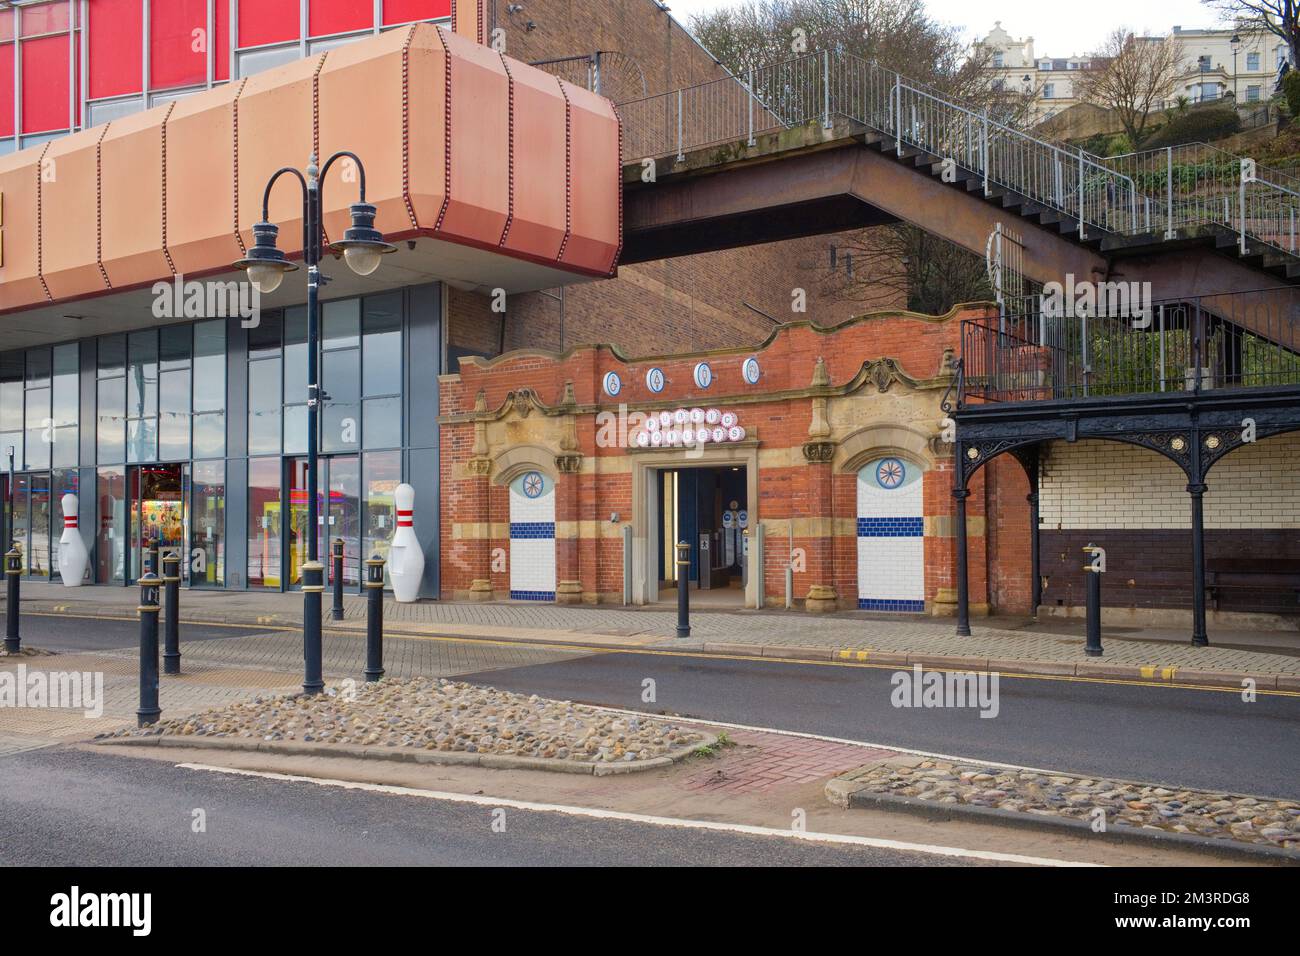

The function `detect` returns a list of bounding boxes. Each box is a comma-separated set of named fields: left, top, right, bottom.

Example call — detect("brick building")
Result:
left=439, top=303, right=1008, bottom=614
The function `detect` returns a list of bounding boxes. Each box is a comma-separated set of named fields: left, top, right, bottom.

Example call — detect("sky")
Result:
left=662, top=0, right=1231, bottom=58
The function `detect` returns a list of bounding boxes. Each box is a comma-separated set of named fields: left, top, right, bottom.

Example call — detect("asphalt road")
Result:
left=14, top=612, right=266, bottom=653
left=0, top=747, right=963, bottom=867
left=462, top=651, right=1300, bottom=800
left=13, top=614, right=1299, bottom=799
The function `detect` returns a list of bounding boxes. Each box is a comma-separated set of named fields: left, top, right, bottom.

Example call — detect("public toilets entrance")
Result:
left=653, top=465, right=749, bottom=607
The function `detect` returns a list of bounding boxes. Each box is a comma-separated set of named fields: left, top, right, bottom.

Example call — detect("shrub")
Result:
left=1140, top=106, right=1241, bottom=149
left=1285, top=71, right=1300, bottom=120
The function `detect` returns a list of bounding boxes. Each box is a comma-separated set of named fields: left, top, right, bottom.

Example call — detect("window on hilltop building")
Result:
left=992, top=52, right=1003, bottom=67
left=1043, top=84, right=1055, bottom=99
left=1198, top=55, right=1212, bottom=71
left=1247, top=85, right=1261, bottom=102
left=1247, top=52, right=1260, bottom=71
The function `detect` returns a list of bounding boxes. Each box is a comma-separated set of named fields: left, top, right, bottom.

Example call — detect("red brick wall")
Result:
left=441, top=304, right=997, bottom=609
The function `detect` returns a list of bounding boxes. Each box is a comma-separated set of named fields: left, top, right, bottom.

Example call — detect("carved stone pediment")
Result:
left=865, top=357, right=902, bottom=393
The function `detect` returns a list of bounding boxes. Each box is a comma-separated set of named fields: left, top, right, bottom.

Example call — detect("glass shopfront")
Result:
left=0, top=285, right=437, bottom=594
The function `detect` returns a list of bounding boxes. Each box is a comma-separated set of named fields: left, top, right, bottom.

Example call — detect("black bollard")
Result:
left=302, top=559, right=325, bottom=695
left=162, top=551, right=181, bottom=675
left=137, top=571, right=162, bottom=727
left=364, top=554, right=385, bottom=682
left=146, top=538, right=160, bottom=576
left=1083, top=543, right=1104, bottom=658
left=4, top=546, right=20, bottom=653
left=675, top=541, right=691, bottom=638
left=331, top=538, right=345, bottom=621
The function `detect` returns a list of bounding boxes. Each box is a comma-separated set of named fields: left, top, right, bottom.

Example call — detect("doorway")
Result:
left=130, top=464, right=186, bottom=581
left=655, top=465, right=748, bottom=607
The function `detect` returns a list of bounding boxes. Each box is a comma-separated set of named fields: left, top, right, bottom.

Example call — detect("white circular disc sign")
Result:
left=602, top=371, right=622, bottom=397
left=693, top=362, right=713, bottom=389
left=742, top=357, right=761, bottom=385
left=645, top=367, right=665, bottom=393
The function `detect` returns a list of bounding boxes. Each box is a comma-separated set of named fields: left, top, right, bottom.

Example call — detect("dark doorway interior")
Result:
left=657, top=465, right=748, bottom=602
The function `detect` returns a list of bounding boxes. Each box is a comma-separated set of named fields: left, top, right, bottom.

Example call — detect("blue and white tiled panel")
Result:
left=857, top=457, right=925, bottom=613
left=509, top=470, right=556, bottom=601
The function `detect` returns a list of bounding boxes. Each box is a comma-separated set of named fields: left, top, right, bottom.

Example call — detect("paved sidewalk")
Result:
left=8, top=582, right=1300, bottom=688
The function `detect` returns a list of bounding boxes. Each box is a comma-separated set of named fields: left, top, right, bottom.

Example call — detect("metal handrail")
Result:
left=618, top=50, right=1300, bottom=261
left=958, top=288, right=1300, bottom=405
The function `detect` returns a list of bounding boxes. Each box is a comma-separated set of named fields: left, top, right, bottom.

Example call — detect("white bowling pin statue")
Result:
left=387, top=483, right=424, bottom=603
left=57, top=493, right=89, bottom=588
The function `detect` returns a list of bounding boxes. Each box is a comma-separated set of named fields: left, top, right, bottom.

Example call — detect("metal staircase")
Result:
left=617, top=51, right=1300, bottom=282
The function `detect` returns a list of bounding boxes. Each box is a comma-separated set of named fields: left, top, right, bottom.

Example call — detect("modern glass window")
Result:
left=23, top=349, right=51, bottom=470
left=247, top=457, right=281, bottom=589
left=363, top=292, right=403, bottom=450
left=126, top=330, right=159, bottom=463
left=0, top=353, right=24, bottom=469
left=191, top=460, right=226, bottom=588
left=363, top=450, right=402, bottom=587
left=283, top=307, right=308, bottom=455
left=96, top=466, right=127, bottom=584
left=159, top=325, right=192, bottom=461
left=192, top=320, right=226, bottom=459
left=51, top=343, right=78, bottom=467
left=97, top=336, right=127, bottom=464
left=322, top=299, right=361, bottom=454
left=248, top=313, right=284, bottom=456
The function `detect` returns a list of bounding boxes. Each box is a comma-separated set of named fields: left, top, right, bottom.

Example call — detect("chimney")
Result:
left=452, top=0, right=489, bottom=45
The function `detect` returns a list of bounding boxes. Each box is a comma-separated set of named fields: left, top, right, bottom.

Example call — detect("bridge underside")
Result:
left=622, top=133, right=1300, bottom=323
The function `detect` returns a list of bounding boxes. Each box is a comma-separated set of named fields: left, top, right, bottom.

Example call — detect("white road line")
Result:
left=176, top=762, right=1103, bottom=867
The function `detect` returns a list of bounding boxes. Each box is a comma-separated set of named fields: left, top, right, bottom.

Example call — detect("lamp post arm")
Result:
left=320, top=150, right=368, bottom=207
left=260, top=166, right=309, bottom=222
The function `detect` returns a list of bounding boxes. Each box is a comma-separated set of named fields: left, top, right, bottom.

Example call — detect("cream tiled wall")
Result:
left=1040, top=434, right=1300, bottom=530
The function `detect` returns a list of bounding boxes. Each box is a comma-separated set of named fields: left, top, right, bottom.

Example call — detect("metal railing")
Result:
left=959, top=288, right=1300, bottom=404
left=617, top=50, right=1300, bottom=261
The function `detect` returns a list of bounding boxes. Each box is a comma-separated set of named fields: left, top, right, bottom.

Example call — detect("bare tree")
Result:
left=1203, top=0, right=1300, bottom=69
left=807, top=226, right=993, bottom=316
left=1074, top=29, right=1185, bottom=145
left=691, top=0, right=1014, bottom=311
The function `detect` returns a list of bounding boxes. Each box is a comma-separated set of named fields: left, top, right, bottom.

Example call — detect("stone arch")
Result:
left=492, top=445, right=558, bottom=486
left=836, top=422, right=937, bottom=474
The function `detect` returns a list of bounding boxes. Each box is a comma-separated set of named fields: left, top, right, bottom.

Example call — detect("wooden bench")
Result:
left=1205, top=558, right=1300, bottom=613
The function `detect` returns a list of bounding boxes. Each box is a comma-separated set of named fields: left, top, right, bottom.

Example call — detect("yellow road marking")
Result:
left=15, top=611, right=1299, bottom=697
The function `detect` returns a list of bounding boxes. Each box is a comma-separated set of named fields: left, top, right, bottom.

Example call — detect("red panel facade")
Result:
left=383, top=0, right=451, bottom=26
left=88, top=0, right=143, bottom=99
left=150, top=0, right=208, bottom=90
left=18, top=1, right=70, bottom=36
left=0, top=44, right=13, bottom=138
left=238, top=0, right=299, bottom=48
left=20, top=34, right=70, bottom=133
left=310, top=0, right=373, bottom=37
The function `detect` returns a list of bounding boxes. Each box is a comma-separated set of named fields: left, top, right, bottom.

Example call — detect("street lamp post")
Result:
left=1231, top=34, right=1241, bottom=102
left=234, top=151, right=395, bottom=695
